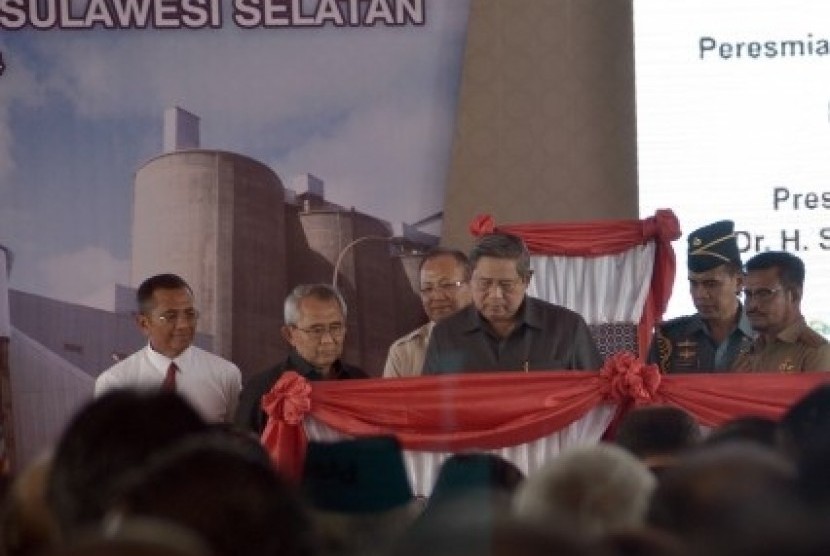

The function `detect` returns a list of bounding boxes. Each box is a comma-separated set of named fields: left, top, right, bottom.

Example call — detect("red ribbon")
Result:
left=261, top=371, right=312, bottom=480
left=599, top=351, right=661, bottom=406
left=642, top=208, right=682, bottom=242
left=262, top=370, right=311, bottom=425
left=469, top=214, right=496, bottom=236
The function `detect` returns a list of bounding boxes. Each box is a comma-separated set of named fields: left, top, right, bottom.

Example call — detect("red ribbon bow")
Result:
left=262, top=371, right=312, bottom=425
left=469, top=214, right=496, bottom=237
left=599, top=351, right=661, bottom=406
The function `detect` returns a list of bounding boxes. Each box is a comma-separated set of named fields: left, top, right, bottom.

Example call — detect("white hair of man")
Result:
left=284, top=284, right=348, bottom=325
left=512, top=443, right=656, bottom=539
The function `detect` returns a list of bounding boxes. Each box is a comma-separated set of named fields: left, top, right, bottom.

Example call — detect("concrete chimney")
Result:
left=163, top=106, right=200, bottom=153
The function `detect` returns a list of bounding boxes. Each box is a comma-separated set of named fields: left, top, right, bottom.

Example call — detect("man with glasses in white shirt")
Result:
left=236, top=283, right=367, bottom=433
left=422, top=232, right=602, bottom=374
left=94, top=273, right=241, bottom=423
left=383, top=248, right=472, bottom=378
left=732, top=251, right=830, bottom=372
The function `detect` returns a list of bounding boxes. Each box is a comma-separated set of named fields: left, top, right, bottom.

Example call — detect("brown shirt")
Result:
left=731, top=319, right=830, bottom=373
left=383, top=321, right=434, bottom=378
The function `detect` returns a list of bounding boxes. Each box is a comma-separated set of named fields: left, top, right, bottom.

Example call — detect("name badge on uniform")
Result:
left=779, top=358, right=796, bottom=373
left=674, top=340, right=699, bottom=370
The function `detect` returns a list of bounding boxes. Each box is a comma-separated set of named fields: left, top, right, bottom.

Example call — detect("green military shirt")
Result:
left=731, top=319, right=830, bottom=373
left=648, top=311, right=754, bottom=373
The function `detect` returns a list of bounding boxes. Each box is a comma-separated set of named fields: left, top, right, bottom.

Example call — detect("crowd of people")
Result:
left=2, top=222, right=829, bottom=555
left=2, top=387, right=830, bottom=556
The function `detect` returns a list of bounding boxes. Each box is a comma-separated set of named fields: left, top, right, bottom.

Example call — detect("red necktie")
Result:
left=161, top=362, right=178, bottom=392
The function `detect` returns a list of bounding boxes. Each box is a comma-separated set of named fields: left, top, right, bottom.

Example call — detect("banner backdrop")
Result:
left=0, top=0, right=472, bottom=468
left=636, top=0, right=830, bottom=335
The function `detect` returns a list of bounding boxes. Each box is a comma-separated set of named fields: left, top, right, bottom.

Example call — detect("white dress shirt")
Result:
left=95, top=344, right=241, bottom=423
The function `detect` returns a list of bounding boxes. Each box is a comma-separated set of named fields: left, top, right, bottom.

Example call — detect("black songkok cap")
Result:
left=687, top=220, right=742, bottom=273
left=302, top=435, right=413, bottom=513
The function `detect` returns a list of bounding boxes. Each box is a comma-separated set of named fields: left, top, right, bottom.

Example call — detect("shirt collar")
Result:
left=691, top=304, right=755, bottom=338
left=146, top=343, right=193, bottom=372
left=286, top=350, right=352, bottom=380
left=776, top=318, right=808, bottom=344
left=522, top=297, right=545, bottom=329
left=466, top=296, right=539, bottom=334
left=736, top=306, right=755, bottom=338
left=402, top=321, right=434, bottom=342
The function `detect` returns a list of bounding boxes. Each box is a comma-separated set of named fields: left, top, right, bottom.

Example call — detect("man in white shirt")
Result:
left=95, top=273, right=241, bottom=423
left=383, top=249, right=472, bottom=377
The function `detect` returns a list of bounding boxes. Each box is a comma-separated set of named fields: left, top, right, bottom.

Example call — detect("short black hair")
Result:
left=779, top=384, right=830, bottom=459
left=136, top=274, right=193, bottom=314
left=703, top=416, right=780, bottom=450
left=46, top=391, right=207, bottom=539
left=744, top=251, right=805, bottom=291
left=468, top=233, right=531, bottom=279
left=615, top=405, right=701, bottom=459
left=418, top=248, right=471, bottom=281
left=117, top=432, right=315, bottom=556
left=722, top=260, right=744, bottom=277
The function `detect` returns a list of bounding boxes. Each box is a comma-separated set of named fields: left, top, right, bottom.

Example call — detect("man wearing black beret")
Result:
left=648, top=220, right=754, bottom=373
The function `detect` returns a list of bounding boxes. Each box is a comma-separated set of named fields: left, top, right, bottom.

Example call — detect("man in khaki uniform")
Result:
left=383, top=249, right=472, bottom=377
left=732, top=251, right=830, bottom=372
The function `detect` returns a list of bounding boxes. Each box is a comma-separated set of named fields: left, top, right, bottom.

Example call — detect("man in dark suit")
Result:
left=236, top=283, right=366, bottom=433
left=422, top=232, right=602, bottom=374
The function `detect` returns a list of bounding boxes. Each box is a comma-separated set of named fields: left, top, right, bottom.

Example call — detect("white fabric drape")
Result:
left=304, top=404, right=616, bottom=497
left=527, top=242, right=655, bottom=325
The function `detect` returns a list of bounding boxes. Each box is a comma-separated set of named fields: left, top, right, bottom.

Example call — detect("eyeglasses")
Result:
left=419, top=281, right=465, bottom=296
left=291, top=323, right=346, bottom=340
left=741, top=287, right=783, bottom=303
left=472, top=277, right=524, bottom=294
left=154, top=309, right=199, bottom=324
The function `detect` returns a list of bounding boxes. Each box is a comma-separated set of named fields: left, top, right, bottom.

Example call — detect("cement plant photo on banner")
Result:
left=0, top=0, right=471, bottom=468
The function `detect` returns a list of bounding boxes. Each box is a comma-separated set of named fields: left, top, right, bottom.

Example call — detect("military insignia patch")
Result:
left=779, top=358, right=796, bottom=373
left=674, top=339, right=699, bottom=369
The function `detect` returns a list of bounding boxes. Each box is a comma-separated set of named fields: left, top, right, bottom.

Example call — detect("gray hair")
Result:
left=418, top=247, right=472, bottom=281
left=284, top=284, right=347, bottom=325
left=512, top=443, right=656, bottom=539
left=469, top=233, right=531, bottom=279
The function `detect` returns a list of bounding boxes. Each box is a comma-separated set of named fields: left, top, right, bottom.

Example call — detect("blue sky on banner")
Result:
left=0, top=1, right=470, bottom=310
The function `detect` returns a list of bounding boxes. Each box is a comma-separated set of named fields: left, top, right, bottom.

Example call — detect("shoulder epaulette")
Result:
left=799, top=326, right=829, bottom=348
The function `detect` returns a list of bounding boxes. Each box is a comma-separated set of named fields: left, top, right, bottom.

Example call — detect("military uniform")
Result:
left=649, top=219, right=750, bottom=373
left=731, top=319, right=830, bottom=373
left=648, top=312, right=754, bottom=373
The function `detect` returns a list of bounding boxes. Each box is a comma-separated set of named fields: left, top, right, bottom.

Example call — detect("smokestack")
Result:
left=163, top=106, right=200, bottom=153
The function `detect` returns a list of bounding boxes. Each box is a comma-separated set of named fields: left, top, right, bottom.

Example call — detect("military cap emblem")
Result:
left=687, top=220, right=742, bottom=273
